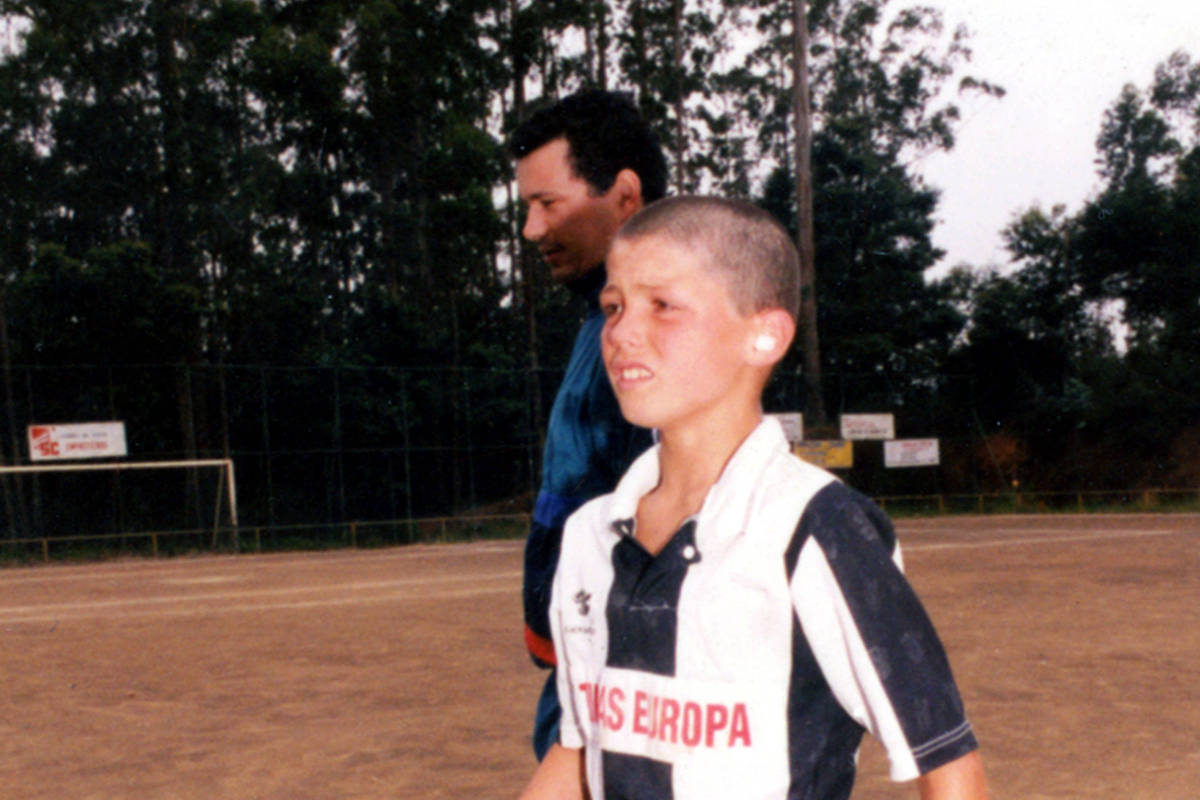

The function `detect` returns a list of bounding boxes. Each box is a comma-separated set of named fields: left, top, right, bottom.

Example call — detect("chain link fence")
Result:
left=1, top=363, right=560, bottom=544
left=6, top=361, right=1153, bottom=557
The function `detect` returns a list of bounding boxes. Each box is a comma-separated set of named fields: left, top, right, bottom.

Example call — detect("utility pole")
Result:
left=791, top=0, right=826, bottom=427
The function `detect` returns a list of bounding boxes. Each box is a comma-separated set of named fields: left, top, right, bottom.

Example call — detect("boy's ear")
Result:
left=745, top=308, right=795, bottom=366
left=610, top=168, right=644, bottom=219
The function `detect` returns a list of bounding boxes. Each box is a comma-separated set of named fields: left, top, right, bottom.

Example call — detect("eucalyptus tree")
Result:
left=613, top=0, right=726, bottom=193
left=1074, top=50, right=1200, bottom=351
left=716, top=0, right=1001, bottom=418
left=947, top=206, right=1114, bottom=439
left=941, top=51, right=1200, bottom=489
left=1059, top=51, right=1200, bottom=481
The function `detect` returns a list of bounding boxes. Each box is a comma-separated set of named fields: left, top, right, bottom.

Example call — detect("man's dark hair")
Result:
left=509, top=89, right=668, bottom=203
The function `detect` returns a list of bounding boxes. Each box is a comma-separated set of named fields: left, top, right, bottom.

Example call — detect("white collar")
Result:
left=605, top=416, right=788, bottom=536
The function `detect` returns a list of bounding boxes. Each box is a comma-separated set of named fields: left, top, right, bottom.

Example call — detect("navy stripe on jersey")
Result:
left=784, top=613, right=864, bottom=800
left=783, top=498, right=865, bottom=800
left=602, top=519, right=701, bottom=800
left=788, top=483, right=977, bottom=775
left=603, top=751, right=672, bottom=800
left=606, top=519, right=699, bottom=676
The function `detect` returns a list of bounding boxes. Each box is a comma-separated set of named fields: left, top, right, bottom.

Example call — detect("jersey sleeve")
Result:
left=786, top=483, right=977, bottom=781
left=550, top=515, right=587, bottom=750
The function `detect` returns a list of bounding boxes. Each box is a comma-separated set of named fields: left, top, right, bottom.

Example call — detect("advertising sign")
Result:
left=840, top=413, right=895, bottom=441
left=769, top=412, right=804, bottom=443
left=884, top=438, right=940, bottom=468
left=28, top=422, right=128, bottom=461
left=792, top=440, right=853, bottom=469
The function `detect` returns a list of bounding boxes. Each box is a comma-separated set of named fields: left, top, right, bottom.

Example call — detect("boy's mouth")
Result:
left=618, top=366, right=652, bottom=380
left=611, top=363, right=654, bottom=388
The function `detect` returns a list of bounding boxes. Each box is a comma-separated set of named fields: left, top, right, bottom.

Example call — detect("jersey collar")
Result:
left=604, top=416, right=789, bottom=539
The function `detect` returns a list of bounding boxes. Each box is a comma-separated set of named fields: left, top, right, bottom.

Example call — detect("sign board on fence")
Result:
left=28, top=422, right=127, bottom=461
left=840, top=413, right=895, bottom=440
left=884, top=438, right=940, bottom=468
left=792, top=440, right=854, bottom=469
left=769, top=412, right=804, bottom=443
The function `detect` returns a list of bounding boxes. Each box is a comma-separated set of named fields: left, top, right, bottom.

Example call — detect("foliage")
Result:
left=946, top=51, right=1200, bottom=490
left=2, top=0, right=1196, bottom=534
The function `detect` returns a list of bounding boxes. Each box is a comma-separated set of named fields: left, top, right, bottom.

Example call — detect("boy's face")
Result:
left=515, top=137, right=628, bottom=286
left=600, top=235, right=760, bottom=434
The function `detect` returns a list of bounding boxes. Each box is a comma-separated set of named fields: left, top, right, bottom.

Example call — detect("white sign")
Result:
left=840, top=413, right=895, bottom=441
left=28, top=422, right=128, bottom=461
left=884, top=438, right=940, bottom=468
left=770, top=412, right=804, bottom=443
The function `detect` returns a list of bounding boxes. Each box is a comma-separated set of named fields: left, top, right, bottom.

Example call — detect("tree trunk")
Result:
left=596, top=1, right=609, bottom=90
left=672, top=0, right=686, bottom=193
left=509, top=0, right=545, bottom=465
left=792, top=0, right=826, bottom=426
left=0, top=288, right=28, bottom=539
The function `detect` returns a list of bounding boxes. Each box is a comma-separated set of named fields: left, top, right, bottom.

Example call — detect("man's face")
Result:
left=516, top=138, right=628, bottom=285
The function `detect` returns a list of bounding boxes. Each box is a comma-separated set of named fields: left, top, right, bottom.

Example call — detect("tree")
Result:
left=791, top=0, right=824, bottom=425
left=614, top=0, right=725, bottom=193
left=715, top=0, right=1001, bottom=421
left=1075, top=51, right=1200, bottom=349
left=948, top=206, right=1114, bottom=435
left=943, top=53, right=1200, bottom=490
left=1065, top=51, right=1200, bottom=486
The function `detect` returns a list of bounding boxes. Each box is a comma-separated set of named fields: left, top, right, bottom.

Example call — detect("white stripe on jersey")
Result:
left=791, top=537, right=919, bottom=780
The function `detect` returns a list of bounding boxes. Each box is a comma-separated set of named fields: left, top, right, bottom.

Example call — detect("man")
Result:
left=509, top=89, right=668, bottom=760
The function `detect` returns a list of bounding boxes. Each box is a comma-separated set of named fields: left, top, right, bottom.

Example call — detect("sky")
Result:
left=915, top=0, right=1200, bottom=276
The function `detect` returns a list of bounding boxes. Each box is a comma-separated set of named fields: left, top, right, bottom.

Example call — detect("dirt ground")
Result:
left=1, top=513, right=1197, bottom=799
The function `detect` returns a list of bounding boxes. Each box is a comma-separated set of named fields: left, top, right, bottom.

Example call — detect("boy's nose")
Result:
left=604, top=308, right=643, bottom=349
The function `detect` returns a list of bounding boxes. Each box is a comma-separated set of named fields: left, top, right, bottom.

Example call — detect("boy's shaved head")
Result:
left=614, top=196, right=800, bottom=321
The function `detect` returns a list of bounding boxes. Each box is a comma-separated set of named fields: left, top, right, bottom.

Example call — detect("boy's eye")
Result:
left=601, top=301, right=622, bottom=318
left=652, top=298, right=674, bottom=312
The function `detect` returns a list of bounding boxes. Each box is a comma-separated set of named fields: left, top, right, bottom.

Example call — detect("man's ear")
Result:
left=610, top=168, right=644, bottom=220
left=745, top=308, right=796, bottom=366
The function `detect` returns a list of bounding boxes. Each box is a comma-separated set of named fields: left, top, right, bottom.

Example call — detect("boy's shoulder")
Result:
left=565, top=417, right=861, bottom=536
left=733, top=425, right=899, bottom=558
left=733, top=421, right=846, bottom=512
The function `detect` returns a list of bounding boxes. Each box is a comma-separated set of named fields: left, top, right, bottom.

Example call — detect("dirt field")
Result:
left=1, top=513, right=1197, bottom=799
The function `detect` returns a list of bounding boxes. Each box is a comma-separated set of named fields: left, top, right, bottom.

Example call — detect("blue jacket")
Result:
left=524, top=273, right=652, bottom=666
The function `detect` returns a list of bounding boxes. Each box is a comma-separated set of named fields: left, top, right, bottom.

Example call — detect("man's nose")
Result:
left=523, top=206, right=547, bottom=241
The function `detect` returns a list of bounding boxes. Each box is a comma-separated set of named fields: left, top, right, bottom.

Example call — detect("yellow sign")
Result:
left=792, top=440, right=853, bottom=469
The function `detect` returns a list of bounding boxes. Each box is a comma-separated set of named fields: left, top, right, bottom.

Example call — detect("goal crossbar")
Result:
left=0, top=459, right=239, bottom=530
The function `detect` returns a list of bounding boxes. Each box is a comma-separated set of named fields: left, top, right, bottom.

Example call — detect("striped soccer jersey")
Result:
left=551, top=417, right=977, bottom=800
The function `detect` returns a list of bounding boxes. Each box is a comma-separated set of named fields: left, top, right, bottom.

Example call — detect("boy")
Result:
left=521, top=196, right=987, bottom=800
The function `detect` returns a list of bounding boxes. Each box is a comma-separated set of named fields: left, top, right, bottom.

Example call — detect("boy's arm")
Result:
left=915, top=751, right=988, bottom=800
left=518, top=744, right=586, bottom=800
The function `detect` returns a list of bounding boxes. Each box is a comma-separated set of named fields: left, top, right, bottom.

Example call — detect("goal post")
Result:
left=0, top=458, right=238, bottom=544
